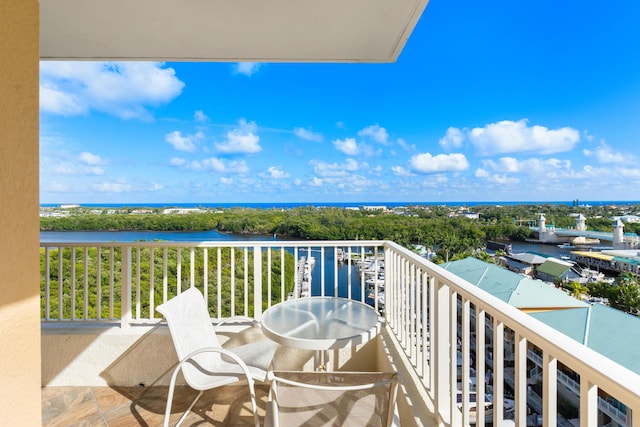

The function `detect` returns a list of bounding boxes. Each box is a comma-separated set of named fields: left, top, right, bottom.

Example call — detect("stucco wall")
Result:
left=0, top=1, right=41, bottom=425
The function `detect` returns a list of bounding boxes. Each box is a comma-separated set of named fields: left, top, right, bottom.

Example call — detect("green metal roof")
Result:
left=536, top=259, right=571, bottom=278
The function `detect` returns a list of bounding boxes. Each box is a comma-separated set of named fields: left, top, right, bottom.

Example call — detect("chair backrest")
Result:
left=266, top=371, right=399, bottom=427
left=156, top=287, right=222, bottom=386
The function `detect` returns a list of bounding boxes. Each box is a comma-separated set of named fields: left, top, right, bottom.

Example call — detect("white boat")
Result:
left=557, top=242, right=575, bottom=249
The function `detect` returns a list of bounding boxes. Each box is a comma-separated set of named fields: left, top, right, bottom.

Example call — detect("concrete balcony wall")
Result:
left=0, top=1, right=41, bottom=424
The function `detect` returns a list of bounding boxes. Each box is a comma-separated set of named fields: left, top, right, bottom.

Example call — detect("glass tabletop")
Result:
left=260, top=297, right=382, bottom=350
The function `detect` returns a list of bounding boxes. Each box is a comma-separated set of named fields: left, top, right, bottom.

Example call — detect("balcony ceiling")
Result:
left=40, top=0, right=430, bottom=62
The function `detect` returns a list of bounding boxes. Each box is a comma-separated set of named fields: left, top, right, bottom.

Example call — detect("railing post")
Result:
left=120, top=246, right=132, bottom=328
left=543, top=352, right=558, bottom=427
left=253, top=245, right=263, bottom=321
left=434, top=279, right=452, bottom=426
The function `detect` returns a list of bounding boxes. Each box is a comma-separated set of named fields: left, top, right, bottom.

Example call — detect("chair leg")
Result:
left=163, top=365, right=204, bottom=427
left=174, top=390, right=204, bottom=427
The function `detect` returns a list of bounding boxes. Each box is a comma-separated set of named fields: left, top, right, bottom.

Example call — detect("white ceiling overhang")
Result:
left=40, top=0, right=430, bottom=62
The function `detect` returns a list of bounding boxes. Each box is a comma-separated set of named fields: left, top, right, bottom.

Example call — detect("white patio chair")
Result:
left=265, top=371, right=399, bottom=427
left=156, top=287, right=278, bottom=427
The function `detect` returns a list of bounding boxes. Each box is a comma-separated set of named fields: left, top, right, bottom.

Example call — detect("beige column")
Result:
left=0, top=1, right=42, bottom=425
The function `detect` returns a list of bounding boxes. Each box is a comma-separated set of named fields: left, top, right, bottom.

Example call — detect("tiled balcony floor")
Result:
left=42, top=383, right=269, bottom=426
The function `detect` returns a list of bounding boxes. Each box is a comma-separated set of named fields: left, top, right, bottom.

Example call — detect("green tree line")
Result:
left=41, top=246, right=296, bottom=320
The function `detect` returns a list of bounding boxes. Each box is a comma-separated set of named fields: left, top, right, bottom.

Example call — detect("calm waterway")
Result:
left=40, top=230, right=366, bottom=300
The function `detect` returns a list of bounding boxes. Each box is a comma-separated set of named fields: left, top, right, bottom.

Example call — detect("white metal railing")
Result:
left=40, top=240, right=640, bottom=426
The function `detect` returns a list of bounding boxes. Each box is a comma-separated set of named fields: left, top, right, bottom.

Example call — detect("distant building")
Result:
left=162, top=208, right=204, bottom=214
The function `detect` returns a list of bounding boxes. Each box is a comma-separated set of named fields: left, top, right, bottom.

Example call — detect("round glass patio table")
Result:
left=260, top=296, right=382, bottom=351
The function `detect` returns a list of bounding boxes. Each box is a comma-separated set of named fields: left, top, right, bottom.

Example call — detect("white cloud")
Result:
left=43, top=150, right=106, bottom=176
left=148, top=183, right=163, bottom=191
left=391, top=166, right=413, bottom=177
left=194, top=110, right=208, bottom=122
left=396, top=138, right=416, bottom=152
left=170, top=156, right=248, bottom=174
left=333, top=138, right=359, bottom=155
left=260, top=166, right=290, bottom=179
left=481, top=157, right=571, bottom=175
left=234, top=62, right=262, bottom=76
left=358, top=125, right=389, bottom=144
left=310, top=159, right=363, bottom=177
left=169, top=157, right=187, bottom=167
left=215, top=119, right=261, bottom=154
left=165, top=131, right=204, bottom=152
left=439, top=127, right=465, bottom=150
left=310, top=177, right=324, bottom=187
left=220, top=177, right=233, bottom=185
left=409, top=152, right=470, bottom=174
left=93, top=180, right=133, bottom=193
left=39, top=62, right=184, bottom=120
left=79, top=152, right=103, bottom=165
left=332, top=138, right=379, bottom=157
left=468, top=119, right=580, bottom=156
left=294, top=127, right=323, bottom=142
left=583, top=142, right=627, bottom=164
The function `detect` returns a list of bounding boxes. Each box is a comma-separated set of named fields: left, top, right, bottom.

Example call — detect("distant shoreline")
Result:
left=39, top=200, right=640, bottom=209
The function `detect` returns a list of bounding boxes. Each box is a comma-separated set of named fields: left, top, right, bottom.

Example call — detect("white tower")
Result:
left=538, top=214, right=547, bottom=233
left=575, top=214, right=586, bottom=231
left=613, top=218, right=624, bottom=249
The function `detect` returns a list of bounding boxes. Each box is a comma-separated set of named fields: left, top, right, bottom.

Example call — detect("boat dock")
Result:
left=289, top=255, right=315, bottom=299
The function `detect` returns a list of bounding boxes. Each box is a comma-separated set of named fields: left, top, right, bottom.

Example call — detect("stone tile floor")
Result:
left=42, top=383, right=269, bottom=426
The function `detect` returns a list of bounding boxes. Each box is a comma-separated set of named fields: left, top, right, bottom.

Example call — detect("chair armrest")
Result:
left=215, top=316, right=259, bottom=330
left=177, top=346, right=256, bottom=385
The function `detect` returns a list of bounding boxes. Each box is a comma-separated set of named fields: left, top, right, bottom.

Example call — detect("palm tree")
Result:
left=569, top=282, right=589, bottom=300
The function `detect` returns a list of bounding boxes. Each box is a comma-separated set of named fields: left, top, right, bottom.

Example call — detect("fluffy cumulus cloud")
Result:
left=583, top=142, right=628, bottom=164
left=358, top=125, right=389, bottom=144
left=233, top=62, right=262, bottom=76
left=169, top=157, right=248, bottom=173
left=467, top=119, right=580, bottom=156
left=439, top=127, right=465, bottom=150
left=408, top=152, right=469, bottom=174
left=79, top=152, right=104, bottom=166
left=333, top=138, right=378, bottom=157
left=39, top=62, right=185, bottom=120
left=165, top=131, right=204, bottom=152
left=391, top=166, right=413, bottom=177
left=333, top=138, right=359, bottom=155
left=293, top=127, right=323, bottom=142
left=215, top=119, right=261, bottom=154
left=260, top=166, right=290, bottom=179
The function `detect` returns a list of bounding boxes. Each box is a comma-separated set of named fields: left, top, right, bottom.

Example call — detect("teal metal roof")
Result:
left=508, top=279, right=586, bottom=308
left=442, top=257, right=519, bottom=303
left=530, top=308, right=589, bottom=343
left=445, top=257, right=640, bottom=374
left=442, top=258, right=587, bottom=308
left=532, top=304, right=640, bottom=375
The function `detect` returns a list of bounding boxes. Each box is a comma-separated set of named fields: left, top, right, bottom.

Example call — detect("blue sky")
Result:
left=40, top=0, right=640, bottom=204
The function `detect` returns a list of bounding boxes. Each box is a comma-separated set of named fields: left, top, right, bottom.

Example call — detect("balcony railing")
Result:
left=40, top=240, right=640, bottom=426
